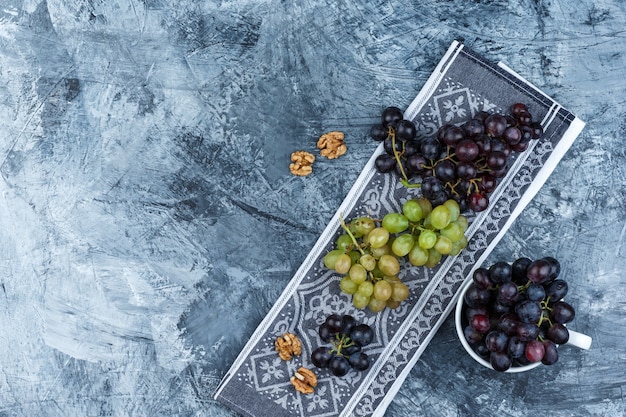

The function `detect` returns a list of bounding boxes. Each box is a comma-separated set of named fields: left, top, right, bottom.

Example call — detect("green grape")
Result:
left=353, top=217, right=376, bottom=236
left=371, top=264, right=384, bottom=278
left=454, top=215, right=469, bottom=232
left=434, top=235, right=453, bottom=255
left=370, top=243, right=391, bottom=259
left=352, top=293, right=370, bottom=309
left=402, top=199, right=423, bottom=222
left=368, top=297, right=387, bottom=312
left=450, top=235, right=468, bottom=256
left=336, top=234, right=353, bottom=251
left=323, top=249, right=343, bottom=269
left=382, top=213, right=409, bottom=234
left=339, top=276, right=358, bottom=294
left=386, top=299, right=401, bottom=309
left=422, top=214, right=434, bottom=230
left=440, top=222, right=464, bottom=242
left=348, top=250, right=361, bottom=265
left=430, top=205, right=451, bottom=230
left=373, top=280, right=393, bottom=301
left=348, top=264, right=367, bottom=284
left=408, top=245, right=429, bottom=266
left=425, top=248, right=442, bottom=268
left=443, top=199, right=460, bottom=222
left=357, top=281, right=374, bottom=297
left=391, top=281, right=410, bottom=302
left=418, top=229, right=437, bottom=249
left=378, top=254, right=400, bottom=276
left=334, top=253, right=353, bottom=274
left=391, top=233, right=415, bottom=257
left=368, top=227, right=390, bottom=249
left=360, top=254, right=377, bottom=271
left=416, top=197, right=432, bottom=217
left=347, top=222, right=363, bottom=238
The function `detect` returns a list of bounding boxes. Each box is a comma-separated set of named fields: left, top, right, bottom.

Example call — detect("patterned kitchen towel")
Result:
left=213, top=40, right=585, bottom=417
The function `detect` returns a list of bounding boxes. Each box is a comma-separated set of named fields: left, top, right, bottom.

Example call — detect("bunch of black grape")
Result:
left=370, top=104, right=543, bottom=213
left=310, top=314, right=374, bottom=377
left=461, top=256, right=577, bottom=372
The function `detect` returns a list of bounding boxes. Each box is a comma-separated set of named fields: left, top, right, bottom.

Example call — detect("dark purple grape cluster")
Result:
left=370, top=104, right=543, bottom=213
left=311, top=314, right=374, bottom=376
left=461, top=256, right=576, bottom=372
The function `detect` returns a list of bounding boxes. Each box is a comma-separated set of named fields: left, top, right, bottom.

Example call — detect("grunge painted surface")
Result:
left=0, top=1, right=624, bottom=416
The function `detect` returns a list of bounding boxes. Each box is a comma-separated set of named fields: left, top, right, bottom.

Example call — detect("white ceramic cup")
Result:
left=454, top=275, right=592, bottom=372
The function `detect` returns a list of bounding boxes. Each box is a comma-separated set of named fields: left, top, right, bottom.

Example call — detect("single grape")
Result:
left=325, top=314, right=344, bottom=333
left=478, top=174, right=497, bottom=193
left=464, top=284, right=491, bottom=307
left=472, top=268, right=493, bottom=290
left=516, top=111, right=533, bottom=126
left=341, top=315, right=356, bottom=334
left=462, top=118, right=484, bottom=137
left=384, top=137, right=403, bottom=155
left=359, top=254, right=377, bottom=271
left=335, top=234, right=353, bottom=251
left=440, top=222, right=464, bottom=243
left=497, top=314, right=520, bottom=336
left=348, top=264, right=367, bottom=284
left=339, top=276, right=358, bottom=294
left=466, top=305, right=489, bottom=321
left=392, top=233, right=415, bottom=257
left=440, top=125, right=465, bottom=147
left=543, top=256, right=561, bottom=280
left=467, top=192, right=489, bottom=212
left=367, top=227, right=390, bottom=249
left=515, top=300, right=543, bottom=324
left=368, top=296, right=387, bottom=312
left=464, top=325, right=483, bottom=345
left=402, top=199, right=424, bottom=222
left=382, top=213, right=409, bottom=234
left=418, top=229, right=437, bottom=249
left=406, top=153, right=429, bottom=174
left=334, top=253, right=352, bottom=274
left=378, top=254, right=400, bottom=276
left=512, top=257, right=532, bottom=284
left=386, top=299, right=401, bottom=309
left=511, top=102, right=528, bottom=115
left=353, top=217, right=376, bottom=236
left=507, top=336, right=526, bottom=359
left=470, top=314, right=491, bottom=334
left=350, top=324, right=374, bottom=346
left=516, top=322, right=540, bottom=342
left=443, top=199, right=460, bottom=222
left=318, top=323, right=334, bottom=342
left=522, top=284, right=543, bottom=302
left=329, top=355, right=351, bottom=377
left=430, top=205, right=452, bottom=230
left=550, top=301, right=575, bottom=324
left=434, top=159, right=457, bottom=183
left=455, top=139, right=480, bottom=162
left=420, top=137, right=442, bottom=159
left=496, top=281, right=519, bottom=305
left=546, top=279, right=568, bottom=302
left=311, top=347, right=333, bottom=368
left=486, top=151, right=507, bottom=170
left=348, top=351, right=370, bottom=371
left=416, top=197, right=433, bottom=217
left=425, top=249, right=443, bottom=268
left=391, top=281, right=410, bottom=302
left=408, top=245, right=429, bottom=266
left=457, top=161, right=478, bottom=179
left=373, top=280, right=393, bottom=301
left=541, top=340, right=559, bottom=365
left=526, top=258, right=552, bottom=284
left=547, top=323, right=569, bottom=344
left=352, top=293, right=370, bottom=309
left=370, top=124, right=388, bottom=141
left=375, top=154, right=396, bottom=173
left=433, top=235, right=453, bottom=255
left=396, top=119, right=417, bottom=141
left=490, top=351, right=512, bottom=372
left=403, top=140, right=420, bottom=157
left=503, top=126, right=522, bottom=145
left=382, top=106, right=403, bottom=128
left=357, top=281, right=374, bottom=297
left=525, top=339, right=545, bottom=363
left=484, top=114, right=508, bottom=137
left=485, top=330, right=509, bottom=353
left=421, top=176, right=444, bottom=200
left=489, top=261, right=512, bottom=284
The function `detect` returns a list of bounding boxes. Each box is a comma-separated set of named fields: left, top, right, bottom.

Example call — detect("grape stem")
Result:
left=339, top=213, right=365, bottom=256
left=331, top=333, right=355, bottom=357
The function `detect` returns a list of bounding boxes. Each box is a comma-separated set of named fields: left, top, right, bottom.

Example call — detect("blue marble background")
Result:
left=0, top=1, right=623, bottom=416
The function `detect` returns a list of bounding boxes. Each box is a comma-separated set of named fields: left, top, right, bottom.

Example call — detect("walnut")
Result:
left=290, top=367, right=317, bottom=395
left=289, top=151, right=315, bottom=176
left=317, top=131, right=347, bottom=159
left=275, top=332, right=302, bottom=361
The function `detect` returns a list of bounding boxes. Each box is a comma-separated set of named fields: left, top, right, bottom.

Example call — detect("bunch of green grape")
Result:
left=323, top=197, right=469, bottom=312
